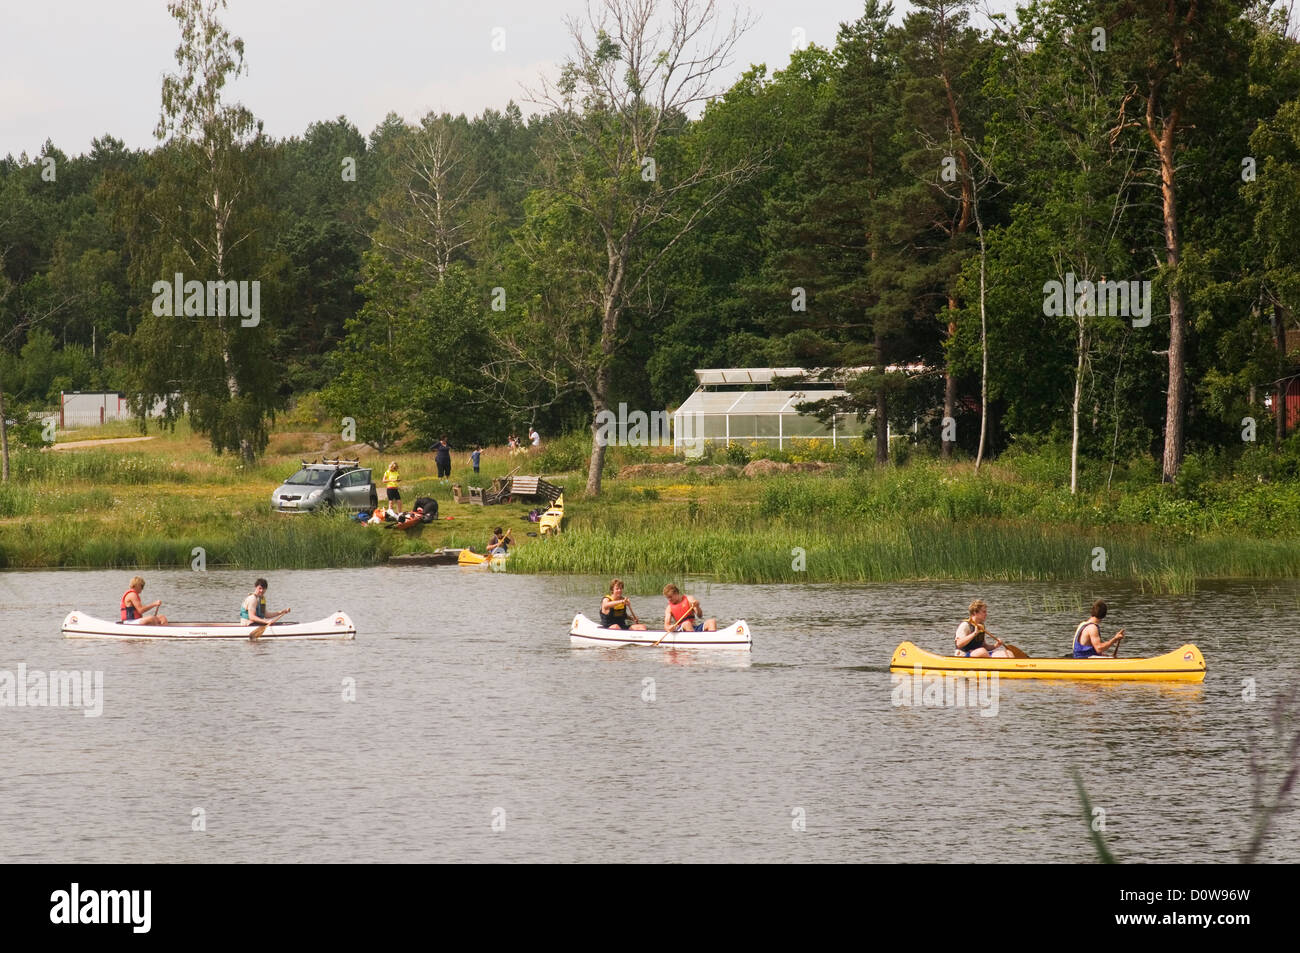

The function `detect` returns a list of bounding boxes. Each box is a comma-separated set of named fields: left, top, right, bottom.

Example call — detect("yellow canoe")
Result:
left=889, top=641, right=1206, bottom=682
left=457, top=548, right=508, bottom=568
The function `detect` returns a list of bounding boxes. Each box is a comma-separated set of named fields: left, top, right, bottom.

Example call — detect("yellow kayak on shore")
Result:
left=889, top=641, right=1206, bottom=682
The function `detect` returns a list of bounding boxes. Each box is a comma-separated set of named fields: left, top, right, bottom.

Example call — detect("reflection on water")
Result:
left=0, top=569, right=1294, bottom=862
left=573, top=644, right=753, bottom=669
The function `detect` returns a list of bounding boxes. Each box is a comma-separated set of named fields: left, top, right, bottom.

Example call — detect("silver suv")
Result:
left=271, top=459, right=378, bottom=513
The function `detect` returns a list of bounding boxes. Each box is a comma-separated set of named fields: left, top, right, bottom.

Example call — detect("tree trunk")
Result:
left=0, top=372, right=9, bottom=483
left=974, top=195, right=989, bottom=471
left=943, top=306, right=957, bottom=458
left=1071, top=318, right=1086, bottom=495
left=1277, top=302, right=1288, bottom=443
left=1162, top=294, right=1187, bottom=482
left=586, top=255, right=625, bottom=498
left=587, top=402, right=607, bottom=495
left=941, top=56, right=971, bottom=463
left=875, top=333, right=888, bottom=465
left=1151, top=101, right=1186, bottom=483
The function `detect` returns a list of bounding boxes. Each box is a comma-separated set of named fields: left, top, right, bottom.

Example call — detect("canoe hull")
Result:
left=458, top=550, right=507, bottom=568
left=62, top=611, right=356, bottom=641
left=889, top=641, right=1205, bottom=682
left=569, top=613, right=751, bottom=649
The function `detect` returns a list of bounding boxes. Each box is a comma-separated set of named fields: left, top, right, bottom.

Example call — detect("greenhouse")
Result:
left=671, top=368, right=870, bottom=454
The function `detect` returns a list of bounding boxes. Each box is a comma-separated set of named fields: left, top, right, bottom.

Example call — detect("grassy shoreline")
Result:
left=4, top=424, right=1300, bottom=592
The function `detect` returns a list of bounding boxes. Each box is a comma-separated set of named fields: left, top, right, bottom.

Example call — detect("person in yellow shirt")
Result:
left=382, top=461, right=402, bottom=514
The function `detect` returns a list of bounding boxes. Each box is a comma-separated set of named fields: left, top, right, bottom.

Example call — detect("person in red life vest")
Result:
left=662, top=583, right=716, bottom=632
left=121, top=576, right=168, bottom=625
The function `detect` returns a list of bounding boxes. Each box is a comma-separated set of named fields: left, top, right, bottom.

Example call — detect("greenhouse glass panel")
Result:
left=728, top=415, right=759, bottom=440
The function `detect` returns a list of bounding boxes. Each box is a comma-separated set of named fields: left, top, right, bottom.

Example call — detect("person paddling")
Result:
left=662, top=584, right=716, bottom=632
left=1073, top=600, right=1125, bottom=658
left=487, top=527, right=511, bottom=556
left=241, top=578, right=289, bottom=626
left=955, top=599, right=1012, bottom=658
left=600, top=579, right=647, bottom=630
left=120, top=576, right=168, bottom=626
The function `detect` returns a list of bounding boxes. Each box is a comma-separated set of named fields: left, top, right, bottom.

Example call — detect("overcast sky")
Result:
left=1, top=0, right=1016, bottom=159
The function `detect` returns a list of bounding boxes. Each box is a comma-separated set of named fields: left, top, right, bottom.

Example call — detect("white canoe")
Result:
left=62, top=611, right=356, bottom=641
left=569, top=613, right=751, bottom=649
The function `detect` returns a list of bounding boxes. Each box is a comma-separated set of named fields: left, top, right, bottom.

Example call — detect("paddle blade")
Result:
left=1004, top=643, right=1029, bottom=659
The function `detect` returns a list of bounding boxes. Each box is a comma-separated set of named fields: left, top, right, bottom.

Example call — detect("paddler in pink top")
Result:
left=662, top=583, right=716, bottom=632
left=121, top=576, right=168, bottom=625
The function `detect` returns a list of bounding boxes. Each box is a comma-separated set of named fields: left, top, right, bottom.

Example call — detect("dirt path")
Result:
left=51, top=436, right=157, bottom=451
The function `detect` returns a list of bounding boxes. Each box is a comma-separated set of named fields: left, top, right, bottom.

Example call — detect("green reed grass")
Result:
left=508, top=512, right=1300, bottom=592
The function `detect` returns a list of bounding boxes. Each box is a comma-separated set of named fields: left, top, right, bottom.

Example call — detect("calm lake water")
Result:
left=0, top=568, right=1295, bottom=862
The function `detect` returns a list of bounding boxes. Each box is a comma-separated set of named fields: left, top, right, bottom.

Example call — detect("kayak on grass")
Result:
left=569, top=613, right=751, bottom=649
left=889, top=641, right=1205, bottom=682
left=62, top=611, right=356, bottom=641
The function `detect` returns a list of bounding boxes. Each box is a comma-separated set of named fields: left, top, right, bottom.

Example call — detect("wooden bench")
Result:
left=468, top=473, right=565, bottom=505
left=511, top=476, right=540, bottom=497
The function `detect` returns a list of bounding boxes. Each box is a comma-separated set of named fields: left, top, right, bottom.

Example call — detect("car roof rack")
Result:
left=298, top=458, right=360, bottom=468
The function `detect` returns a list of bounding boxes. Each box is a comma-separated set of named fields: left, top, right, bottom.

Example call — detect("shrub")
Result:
left=535, top=431, right=590, bottom=474
left=722, top=443, right=750, bottom=465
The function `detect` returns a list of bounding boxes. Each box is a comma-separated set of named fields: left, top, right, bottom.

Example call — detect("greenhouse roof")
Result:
left=693, top=367, right=858, bottom=386
left=675, top=389, right=845, bottom=415
left=692, top=365, right=927, bottom=386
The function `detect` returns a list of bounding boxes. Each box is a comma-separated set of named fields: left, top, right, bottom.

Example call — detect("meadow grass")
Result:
left=5, top=424, right=1300, bottom=589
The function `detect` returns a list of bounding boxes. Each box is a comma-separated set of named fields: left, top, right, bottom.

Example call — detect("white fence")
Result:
left=60, top=393, right=173, bottom=428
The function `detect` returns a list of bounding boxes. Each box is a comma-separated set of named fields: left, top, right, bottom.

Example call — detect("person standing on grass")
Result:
left=529, top=427, right=540, bottom=449
left=432, top=437, right=452, bottom=481
left=241, top=578, right=289, bottom=625
left=120, top=576, right=168, bottom=626
left=471, top=446, right=481, bottom=476
left=382, top=461, right=402, bottom=513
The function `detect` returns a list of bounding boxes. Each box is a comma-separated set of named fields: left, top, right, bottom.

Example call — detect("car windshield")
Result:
left=284, top=468, right=335, bottom=487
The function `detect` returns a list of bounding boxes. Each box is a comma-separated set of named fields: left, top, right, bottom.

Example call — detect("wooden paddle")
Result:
left=653, top=604, right=698, bottom=647
left=249, top=609, right=289, bottom=640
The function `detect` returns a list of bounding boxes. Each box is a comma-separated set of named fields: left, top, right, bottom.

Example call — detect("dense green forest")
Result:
left=3, top=0, right=1299, bottom=496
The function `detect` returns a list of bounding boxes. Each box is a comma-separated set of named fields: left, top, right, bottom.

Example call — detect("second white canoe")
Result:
left=569, top=613, right=751, bottom=649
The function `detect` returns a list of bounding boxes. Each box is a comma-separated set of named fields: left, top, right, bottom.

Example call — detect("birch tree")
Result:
left=107, top=0, right=279, bottom=463
left=506, top=0, right=762, bottom=496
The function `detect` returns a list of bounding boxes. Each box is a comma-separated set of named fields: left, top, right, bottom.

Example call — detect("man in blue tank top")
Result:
left=1073, top=600, right=1125, bottom=658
